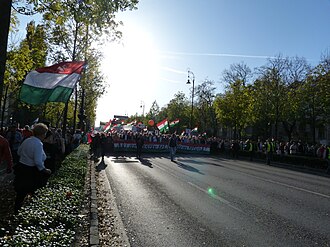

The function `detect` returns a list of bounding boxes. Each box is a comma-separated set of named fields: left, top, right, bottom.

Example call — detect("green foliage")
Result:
left=146, top=100, right=160, bottom=121
left=0, top=145, right=89, bottom=246
left=214, top=80, right=253, bottom=138
left=160, top=91, right=190, bottom=129
left=194, top=80, right=217, bottom=135
left=18, top=0, right=139, bottom=129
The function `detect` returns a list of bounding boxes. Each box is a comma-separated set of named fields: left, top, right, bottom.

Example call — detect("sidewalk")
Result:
left=89, top=157, right=131, bottom=247
left=0, top=162, right=15, bottom=230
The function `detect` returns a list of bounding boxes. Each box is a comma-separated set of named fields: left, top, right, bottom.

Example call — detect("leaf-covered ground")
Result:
left=0, top=172, right=15, bottom=234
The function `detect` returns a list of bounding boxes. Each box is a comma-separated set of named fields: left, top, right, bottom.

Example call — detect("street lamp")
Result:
left=140, top=100, right=145, bottom=116
left=186, top=69, right=195, bottom=129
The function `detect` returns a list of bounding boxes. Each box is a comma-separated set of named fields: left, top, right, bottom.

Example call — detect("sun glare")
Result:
left=97, top=23, right=160, bottom=123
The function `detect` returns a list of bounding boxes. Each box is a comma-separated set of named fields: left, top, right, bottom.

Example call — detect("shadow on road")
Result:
left=96, top=160, right=107, bottom=172
left=112, top=156, right=139, bottom=164
left=173, top=161, right=204, bottom=174
left=139, top=158, right=153, bottom=168
left=204, top=162, right=224, bottom=168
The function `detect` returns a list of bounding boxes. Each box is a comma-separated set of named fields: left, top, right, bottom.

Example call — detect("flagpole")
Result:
left=73, top=83, right=78, bottom=131
left=61, top=64, right=83, bottom=137
left=187, top=69, right=195, bottom=129
left=77, top=24, right=89, bottom=132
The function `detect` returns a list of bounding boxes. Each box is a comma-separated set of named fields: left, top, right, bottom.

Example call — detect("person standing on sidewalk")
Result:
left=6, top=125, right=23, bottom=166
left=265, top=139, right=273, bottom=165
left=326, top=145, right=330, bottom=174
left=13, top=123, right=51, bottom=213
left=245, top=139, right=254, bottom=161
left=168, top=133, right=178, bottom=162
left=0, top=134, right=13, bottom=173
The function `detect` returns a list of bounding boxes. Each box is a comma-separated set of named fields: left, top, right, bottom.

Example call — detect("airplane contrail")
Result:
left=159, top=77, right=184, bottom=84
left=161, top=66, right=187, bottom=74
left=160, top=50, right=276, bottom=59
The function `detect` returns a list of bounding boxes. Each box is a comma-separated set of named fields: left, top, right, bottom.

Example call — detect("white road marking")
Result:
left=212, top=158, right=330, bottom=199
left=246, top=173, right=330, bottom=199
left=153, top=161, right=244, bottom=213
left=187, top=181, right=244, bottom=213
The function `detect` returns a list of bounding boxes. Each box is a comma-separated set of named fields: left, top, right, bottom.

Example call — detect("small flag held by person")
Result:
left=169, top=119, right=180, bottom=127
left=192, top=127, right=198, bottom=132
left=156, top=119, right=169, bottom=133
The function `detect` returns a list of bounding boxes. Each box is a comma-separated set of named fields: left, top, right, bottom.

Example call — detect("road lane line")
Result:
left=245, top=173, right=330, bottom=199
left=208, top=157, right=330, bottom=199
left=187, top=182, right=244, bottom=213
left=153, top=161, right=244, bottom=213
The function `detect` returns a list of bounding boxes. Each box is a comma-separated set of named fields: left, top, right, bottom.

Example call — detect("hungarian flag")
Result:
left=169, top=119, right=180, bottom=127
left=103, top=119, right=112, bottom=132
left=20, top=61, right=85, bottom=105
left=127, top=120, right=136, bottom=126
left=156, top=118, right=168, bottom=133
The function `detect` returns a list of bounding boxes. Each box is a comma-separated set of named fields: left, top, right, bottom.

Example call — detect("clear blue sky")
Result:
left=96, top=0, right=330, bottom=125
left=15, top=1, right=330, bottom=125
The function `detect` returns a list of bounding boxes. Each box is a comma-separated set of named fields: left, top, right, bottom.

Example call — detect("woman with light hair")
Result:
left=13, top=123, right=52, bottom=213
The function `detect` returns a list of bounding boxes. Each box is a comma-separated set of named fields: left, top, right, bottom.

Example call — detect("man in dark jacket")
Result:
left=168, top=133, right=177, bottom=161
left=135, top=133, right=144, bottom=159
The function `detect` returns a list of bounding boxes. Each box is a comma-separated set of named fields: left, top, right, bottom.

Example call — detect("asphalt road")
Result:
left=102, top=154, right=330, bottom=247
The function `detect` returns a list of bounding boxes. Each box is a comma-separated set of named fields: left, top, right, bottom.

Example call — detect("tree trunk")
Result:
left=1, top=84, right=9, bottom=128
left=0, top=0, right=12, bottom=124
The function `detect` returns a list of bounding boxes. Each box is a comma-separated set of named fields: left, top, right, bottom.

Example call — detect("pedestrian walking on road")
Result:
left=169, top=133, right=177, bottom=162
left=135, top=133, right=144, bottom=159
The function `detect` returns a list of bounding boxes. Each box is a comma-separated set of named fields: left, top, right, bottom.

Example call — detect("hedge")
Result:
left=0, top=145, right=89, bottom=247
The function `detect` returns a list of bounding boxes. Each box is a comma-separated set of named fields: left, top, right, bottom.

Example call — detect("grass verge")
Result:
left=0, top=145, right=89, bottom=246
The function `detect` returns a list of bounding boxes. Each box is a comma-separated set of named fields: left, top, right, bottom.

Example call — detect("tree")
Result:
left=222, top=62, right=252, bottom=86
left=194, top=79, right=217, bottom=135
left=146, top=100, right=160, bottom=122
left=215, top=62, right=253, bottom=138
left=254, top=55, right=288, bottom=139
left=214, top=79, right=252, bottom=139
left=79, top=49, right=106, bottom=129
left=35, top=0, right=138, bottom=62
left=18, top=0, right=139, bottom=130
left=158, top=92, right=190, bottom=131
left=0, top=0, right=13, bottom=123
left=281, top=56, right=310, bottom=141
left=3, top=21, right=48, bottom=126
left=296, top=56, right=330, bottom=143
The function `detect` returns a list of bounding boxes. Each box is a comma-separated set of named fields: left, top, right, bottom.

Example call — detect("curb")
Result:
left=90, top=161, right=100, bottom=246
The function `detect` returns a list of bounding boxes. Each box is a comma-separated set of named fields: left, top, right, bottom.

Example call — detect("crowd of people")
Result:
left=0, top=122, right=87, bottom=212
left=88, top=129, right=330, bottom=172
left=89, top=129, right=329, bottom=158
left=2, top=124, right=329, bottom=212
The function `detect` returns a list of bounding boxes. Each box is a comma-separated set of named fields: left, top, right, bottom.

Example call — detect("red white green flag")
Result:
left=169, top=119, right=180, bottom=127
left=103, top=119, right=112, bottom=132
left=20, top=61, right=85, bottom=105
left=156, top=118, right=168, bottom=133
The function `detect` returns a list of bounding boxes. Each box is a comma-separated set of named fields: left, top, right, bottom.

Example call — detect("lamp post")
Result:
left=186, top=69, right=195, bottom=129
left=140, top=100, right=145, bottom=116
